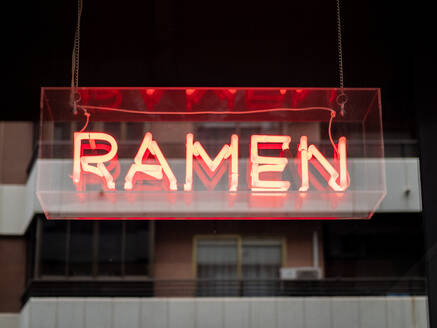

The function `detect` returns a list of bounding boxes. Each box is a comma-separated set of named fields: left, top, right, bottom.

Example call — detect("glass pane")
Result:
left=197, top=239, right=238, bottom=272
left=126, top=122, right=146, bottom=140
left=242, top=239, right=282, bottom=296
left=196, top=238, right=239, bottom=296
left=104, top=122, right=122, bottom=140
left=68, top=221, right=93, bottom=276
left=125, top=222, right=149, bottom=275
left=38, top=87, right=385, bottom=220
left=98, top=221, right=122, bottom=276
left=242, top=240, right=282, bottom=271
left=40, top=221, right=67, bottom=276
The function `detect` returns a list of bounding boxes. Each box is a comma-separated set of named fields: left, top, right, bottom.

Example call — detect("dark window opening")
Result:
left=40, top=221, right=67, bottom=276
left=34, top=217, right=150, bottom=279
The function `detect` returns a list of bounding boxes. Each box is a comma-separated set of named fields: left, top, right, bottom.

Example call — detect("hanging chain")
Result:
left=71, top=0, right=83, bottom=114
left=335, top=0, right=347, bottom=115
left=336, top=0, right=344, bottom=89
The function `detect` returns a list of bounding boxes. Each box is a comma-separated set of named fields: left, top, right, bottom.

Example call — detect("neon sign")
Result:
left=72, top=132, right=349, bottom=193
left=37, top=87, right=385, bottom=220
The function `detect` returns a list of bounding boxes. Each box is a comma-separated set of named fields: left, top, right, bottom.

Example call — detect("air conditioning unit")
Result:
left=280, top=267, right=322, bottom=280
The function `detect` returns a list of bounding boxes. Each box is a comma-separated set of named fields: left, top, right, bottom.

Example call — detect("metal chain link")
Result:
left=336, top=0, right=344, bottom=90
left=335, top=0, right=348, bottom=116
left=71, top=0, right=83, bottom=114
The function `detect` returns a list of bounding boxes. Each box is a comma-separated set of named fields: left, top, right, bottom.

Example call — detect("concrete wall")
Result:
left=0, top=237, right=26, bottom=312
left=0, top=122, right=34, bottom=184
left=0, top=314, right=19, bottom=328
left=15, top=296, right=429, bottom=328
left=0, top=167, right=41, bottom=235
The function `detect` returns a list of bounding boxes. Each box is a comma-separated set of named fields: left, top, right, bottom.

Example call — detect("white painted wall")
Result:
left=16, top=296, right=428, bottom=328
left=0, top=168, right=41, bottom=235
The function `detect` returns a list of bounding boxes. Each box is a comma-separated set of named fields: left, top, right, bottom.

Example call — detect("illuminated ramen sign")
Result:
left=72, top=132, right=348, bottom=193
left=37, top=87, right=385, bottom=220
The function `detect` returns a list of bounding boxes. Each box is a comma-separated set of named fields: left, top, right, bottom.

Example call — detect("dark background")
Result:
left=3, top=0, right=416, bottom=141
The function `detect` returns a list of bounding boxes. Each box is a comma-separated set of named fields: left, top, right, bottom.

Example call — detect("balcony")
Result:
left=23, top=277, right=426, bottom=303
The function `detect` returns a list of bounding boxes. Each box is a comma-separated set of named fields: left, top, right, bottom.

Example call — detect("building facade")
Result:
left=0, top=120, right=428, bottom=328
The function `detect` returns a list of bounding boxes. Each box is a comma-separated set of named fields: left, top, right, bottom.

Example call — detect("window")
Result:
left=125, top=222, right=150, bottom=275
left=68, top=221, right=93, bottom=276
left=36, top=218, right=150, bottom=278
left=242, top=239, right=283, bottom=296
left=242, top=239, right=283, bottom=279
left=40, top=221, right=67, bottom=275
left=98, top=221, right=123, bottom=276
left=196, top=237, right=239, bottom=296
left=197, top=238, right=239, bottom=280
left=194, top=235, right=284, bottom=296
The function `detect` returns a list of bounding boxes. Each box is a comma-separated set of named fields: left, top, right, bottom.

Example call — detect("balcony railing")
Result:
left=23, top=277, right=426, bottom=304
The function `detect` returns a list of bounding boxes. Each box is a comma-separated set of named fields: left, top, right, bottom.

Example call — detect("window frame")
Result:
left=193, top=234, right=286, bottom=280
